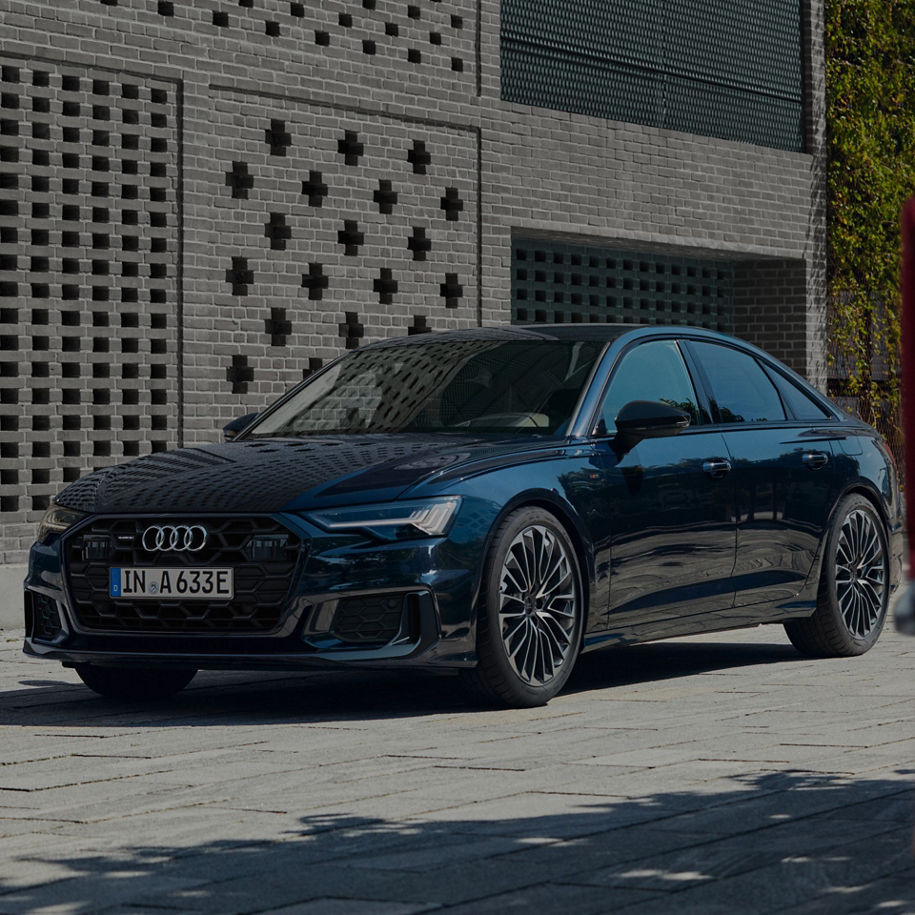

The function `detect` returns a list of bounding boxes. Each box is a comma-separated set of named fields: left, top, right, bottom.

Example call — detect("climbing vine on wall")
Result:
left=827, top=0, right=915, bottom=460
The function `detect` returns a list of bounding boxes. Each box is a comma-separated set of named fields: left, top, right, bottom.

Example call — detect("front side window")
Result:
left=250, top=338, right=606, bottom=437
left=596, top=340, right=701, bottom=434
left=690, top=341, right=785, bottom=424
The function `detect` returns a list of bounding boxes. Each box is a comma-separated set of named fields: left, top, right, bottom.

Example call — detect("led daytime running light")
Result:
left=310, top=497, right=460, bottom=536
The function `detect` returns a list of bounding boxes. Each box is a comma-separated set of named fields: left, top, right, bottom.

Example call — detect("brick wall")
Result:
left=0, top=0, right=826, bottom=562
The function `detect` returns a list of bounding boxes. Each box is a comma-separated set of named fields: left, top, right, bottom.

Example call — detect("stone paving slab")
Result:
left=0, top=623, right=914, bottom=913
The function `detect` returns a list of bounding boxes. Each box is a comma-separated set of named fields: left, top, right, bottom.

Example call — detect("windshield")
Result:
left=249, top=338, right=606, bottom=437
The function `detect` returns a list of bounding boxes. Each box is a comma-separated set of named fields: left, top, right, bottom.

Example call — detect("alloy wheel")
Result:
left=835, top=508, right=886, bottom=638
left=497, top=524, right=578, bottom=685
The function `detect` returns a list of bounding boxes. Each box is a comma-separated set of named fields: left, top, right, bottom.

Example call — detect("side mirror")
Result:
left=613, top=400, right=690, bottom=457
left=223, top=412, right=260, bottom=441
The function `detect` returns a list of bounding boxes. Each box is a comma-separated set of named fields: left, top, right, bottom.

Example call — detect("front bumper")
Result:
left=23, top=510, right=483, bottom=671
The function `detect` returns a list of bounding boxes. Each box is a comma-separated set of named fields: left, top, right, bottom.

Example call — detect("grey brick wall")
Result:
left=0, top=0, right=826, bottom=563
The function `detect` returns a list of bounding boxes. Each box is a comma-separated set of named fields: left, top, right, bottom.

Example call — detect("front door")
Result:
left=591, top=339, right=737, bottom=631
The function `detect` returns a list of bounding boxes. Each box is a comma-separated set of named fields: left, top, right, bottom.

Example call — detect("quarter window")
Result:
left=596, top=340, right=701, bottom=434
left=690, top=341, right=785, bottom=424
left=761, top=364, right=832, bottom=421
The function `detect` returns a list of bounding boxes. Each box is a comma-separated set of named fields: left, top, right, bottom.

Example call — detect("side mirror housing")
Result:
left=613, top=400, right=690, bottom=456
left=223, top=412, right=260, bottom=441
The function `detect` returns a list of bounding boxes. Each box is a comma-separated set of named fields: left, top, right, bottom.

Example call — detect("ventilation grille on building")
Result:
left=511, top=239, right=734, bottom=333
left=501, top=0, right=804, bottom=152
left=0, top=60, right=179, bottom=557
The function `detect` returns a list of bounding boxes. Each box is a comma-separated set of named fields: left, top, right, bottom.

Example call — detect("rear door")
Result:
left=685, top=340, right=838, bottom=615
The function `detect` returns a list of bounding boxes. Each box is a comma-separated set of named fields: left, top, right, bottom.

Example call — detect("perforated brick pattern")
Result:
left=184, top=94, right=478, bottom=436
left=90, top=0, right=475, bottom=100
left=502, top=0, right=804, bottom=152
left=511, top=240, right=734, bottom=333
left=0, top=59, right=178, bottom=558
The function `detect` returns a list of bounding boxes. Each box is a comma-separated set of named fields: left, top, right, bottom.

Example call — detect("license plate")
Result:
left=109, top=568, right=234, bottom=600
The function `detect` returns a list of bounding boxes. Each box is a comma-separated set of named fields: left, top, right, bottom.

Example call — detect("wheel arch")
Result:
left=835, top=482, right=891, bottom=530
left=469, top=489, right=594, bottom=639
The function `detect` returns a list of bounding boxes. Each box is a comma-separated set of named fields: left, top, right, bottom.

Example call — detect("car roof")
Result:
left=364, top=323, right=740, bottom=347
left=360, top=323, right=744, bottom=349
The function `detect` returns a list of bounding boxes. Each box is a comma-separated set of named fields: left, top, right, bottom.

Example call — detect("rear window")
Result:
left=689, top=341, right=785, bottom=424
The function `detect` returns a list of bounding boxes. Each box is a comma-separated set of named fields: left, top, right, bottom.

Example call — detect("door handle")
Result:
left=702, top=459, right=731, bottom=479
left=802, top=451, right=829, bottom=470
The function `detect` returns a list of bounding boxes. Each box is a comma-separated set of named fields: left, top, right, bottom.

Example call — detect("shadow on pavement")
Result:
left=1, top=638, right=804, bottom=726
left=0, top=771, right=912, bottom=913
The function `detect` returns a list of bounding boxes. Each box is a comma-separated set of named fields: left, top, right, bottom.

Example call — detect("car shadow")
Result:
left=566, top=636, right=802, bottom=693
left=2, top=637, right=803, bottom=727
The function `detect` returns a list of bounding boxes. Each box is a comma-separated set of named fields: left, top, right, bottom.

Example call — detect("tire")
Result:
left=462, top=507, right=584, bottom=708
left=75, top=665, right=197, bottom=700
left=784, top=493, right=889, bottom=657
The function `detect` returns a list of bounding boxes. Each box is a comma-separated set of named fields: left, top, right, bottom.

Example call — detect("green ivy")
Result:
left=827, top=0, right=915, bottom=456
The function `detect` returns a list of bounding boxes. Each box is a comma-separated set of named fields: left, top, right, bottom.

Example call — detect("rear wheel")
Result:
left=463, top=507, right=583, bottom=707
left=75, top=665, right=197, bottom=700
left=784, top=493, right=889, bottom=657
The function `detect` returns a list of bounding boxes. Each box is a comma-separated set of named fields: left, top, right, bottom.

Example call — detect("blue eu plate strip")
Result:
left=109, top=568, right=122, bottom=597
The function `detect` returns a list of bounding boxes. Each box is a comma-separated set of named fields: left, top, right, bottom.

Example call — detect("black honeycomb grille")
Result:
left=65, top=517, right=303, bottom=633
left=331, top=594, right=405, bottom=644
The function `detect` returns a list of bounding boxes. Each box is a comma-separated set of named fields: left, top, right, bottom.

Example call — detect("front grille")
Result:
left=331, top=594, right=406, bottom=644
left=65, top=517, right=303, bottom=633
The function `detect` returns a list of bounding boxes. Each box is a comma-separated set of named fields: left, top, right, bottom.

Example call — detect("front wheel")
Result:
left=75, top=665, right=197, bottom=700
left=462, top=507, right=584, bottom=707
left=785, top=493, right=889, bottom=657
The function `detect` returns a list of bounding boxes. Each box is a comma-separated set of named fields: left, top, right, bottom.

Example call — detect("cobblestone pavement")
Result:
left=1, top=622, right=914, bottom=914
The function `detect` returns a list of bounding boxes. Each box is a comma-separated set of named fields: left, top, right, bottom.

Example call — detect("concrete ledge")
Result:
left=0, top=564, right=25, bottom=630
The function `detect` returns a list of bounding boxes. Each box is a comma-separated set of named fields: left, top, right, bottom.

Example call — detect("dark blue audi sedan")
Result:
left=24, top=325, right=903, bottom=707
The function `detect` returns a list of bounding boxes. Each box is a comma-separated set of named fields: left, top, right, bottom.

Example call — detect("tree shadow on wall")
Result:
left=0, top=770, right=913, bottom=914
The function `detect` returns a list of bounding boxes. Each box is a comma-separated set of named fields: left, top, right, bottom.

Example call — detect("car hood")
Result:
left=53, top=434, right=558, bottom=515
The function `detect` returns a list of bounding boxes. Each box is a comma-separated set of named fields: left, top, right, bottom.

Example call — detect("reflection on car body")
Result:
left=24, top=325, right=903, bottom=707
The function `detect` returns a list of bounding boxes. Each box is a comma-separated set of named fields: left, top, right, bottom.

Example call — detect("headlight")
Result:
left=36, top=505, right=88, bottom=544
left=307, top=497, right=461, bottom=538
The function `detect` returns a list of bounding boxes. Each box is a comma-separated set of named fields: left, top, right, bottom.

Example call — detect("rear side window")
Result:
left=761, top=364, right=832, bottom=420
left=690, top=341, right=785, bottom=424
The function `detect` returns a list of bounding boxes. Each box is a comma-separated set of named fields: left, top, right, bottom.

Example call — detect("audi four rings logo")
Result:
left=141, top=525, right=208, bottom=552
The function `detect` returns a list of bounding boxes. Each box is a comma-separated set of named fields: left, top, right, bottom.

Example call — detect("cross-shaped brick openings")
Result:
left=264, top=212, right=291, bottom=250
left=374, top=179, right=398, bottom=214
left=408, top=226, right=432, bottom=261
left=338, top=220, right=364, bottom=255
left=408, top=139, right=431, bottom=174
left=301, top=262, right=329, bottom=300
left=339, top=311, right=364, bottom=349
left=265, top=307, right=292, bottom=346
left=227, top=354, right=254, bottom=393
left=337, top=130, right=364, bottom=166
left=265, top=119, right=291, bottom=156
left=440, top=273, right=462, bottom=308
left=226, top=161, right=254, bottom=198
left=226, top=256, right=253, bottom=295
left=302, top=170, right=328, bottom=206
left=440, top=187, right=463, bottom=221
left=302, top=356, right=323, bottom=379
left=408, top=315, right=430, bottom=335
left=374, top=268, right=398, bottom=304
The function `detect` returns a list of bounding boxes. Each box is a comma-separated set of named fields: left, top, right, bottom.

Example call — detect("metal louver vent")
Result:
left=501, top=0, right=804, bottom=152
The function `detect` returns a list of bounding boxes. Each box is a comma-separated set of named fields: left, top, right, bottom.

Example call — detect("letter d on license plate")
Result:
left=109, top=567, right=234, bottom=599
